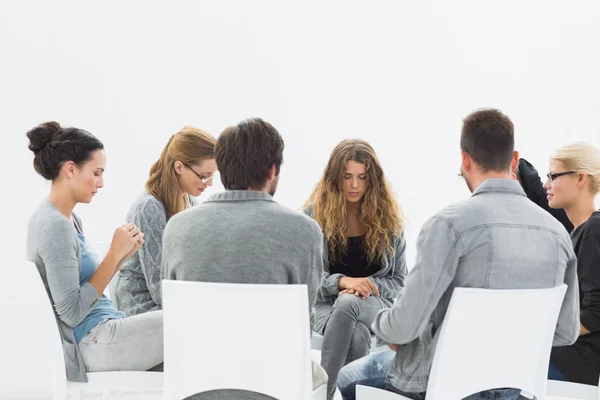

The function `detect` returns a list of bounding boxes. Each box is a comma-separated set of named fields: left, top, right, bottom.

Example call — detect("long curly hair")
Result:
left=304, top=139, right=404, bottom=262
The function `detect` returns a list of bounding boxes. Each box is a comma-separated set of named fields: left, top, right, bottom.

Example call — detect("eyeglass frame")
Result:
left=546, top=171, right=576, bottom=182
left=182, top=162, right=215, bottom=184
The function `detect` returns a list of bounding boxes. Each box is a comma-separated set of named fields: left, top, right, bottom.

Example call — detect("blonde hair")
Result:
left=146, top=126, right=216, bottom=219
left=304, top=139, right=404, bottom=262
left=552, top=141, right=600, bottom=195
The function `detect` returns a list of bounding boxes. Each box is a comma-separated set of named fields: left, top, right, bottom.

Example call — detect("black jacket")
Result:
left=551, top=212, right=600, bottom=384
left=517, top=158, right=574, bottom=233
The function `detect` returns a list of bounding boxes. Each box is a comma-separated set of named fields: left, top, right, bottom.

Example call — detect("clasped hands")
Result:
left=338, top=276, right=380, bottom=300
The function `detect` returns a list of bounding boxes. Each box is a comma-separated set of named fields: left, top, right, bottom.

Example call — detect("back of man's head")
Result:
left=216, top=118, right=284, bottom=191
left=461, top=109, right=515, bottom=172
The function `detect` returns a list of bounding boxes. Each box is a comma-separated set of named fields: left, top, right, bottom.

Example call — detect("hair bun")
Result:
left=27, top=121, right=62, bottom=154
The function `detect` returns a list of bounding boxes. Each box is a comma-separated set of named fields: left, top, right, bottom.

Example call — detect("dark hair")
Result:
left=26, top=121, right=104, bottom=181
left=460, top=108, right=515, bottom=172
left=215, top=118, right=284, bottom=190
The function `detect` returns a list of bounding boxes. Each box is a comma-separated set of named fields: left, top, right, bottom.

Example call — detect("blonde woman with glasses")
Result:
left=114, top=126, right=217, bottom=316
left=545, top=142, right=600, bottom=385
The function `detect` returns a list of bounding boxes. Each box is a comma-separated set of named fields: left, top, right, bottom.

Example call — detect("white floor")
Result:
left=68, top=391, right=343, bottom=399
left=66, top=393, right=578, bottom=400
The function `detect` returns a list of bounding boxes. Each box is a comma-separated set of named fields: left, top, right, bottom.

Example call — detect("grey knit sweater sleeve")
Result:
left=118, top=192, right=199, bottom=315
left=28, top=201, right=98, bottom=328
left=367, top=234, right=407, bottom=300
left=130, top=195, right=167, bottom=306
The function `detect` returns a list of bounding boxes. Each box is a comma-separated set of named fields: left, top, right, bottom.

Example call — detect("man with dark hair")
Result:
left=337, top=109, right=579, bottom=400
left=161, top=118, right=327, bottom=397
left=215, top=118, right=284, bottom=194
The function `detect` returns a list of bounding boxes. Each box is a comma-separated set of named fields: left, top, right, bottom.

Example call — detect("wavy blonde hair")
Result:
left=146, top=126, right=216, bottom=219
left=552, top=141, right=600, bottom=195
left=304, top=139, right=404, bottom=262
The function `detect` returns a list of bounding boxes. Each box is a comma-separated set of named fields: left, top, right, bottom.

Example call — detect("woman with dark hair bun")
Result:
left=25, top=122, right=163, bottom=382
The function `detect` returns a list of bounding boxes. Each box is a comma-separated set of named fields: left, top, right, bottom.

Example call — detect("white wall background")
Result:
left=1, top=0, right=599, bottom=268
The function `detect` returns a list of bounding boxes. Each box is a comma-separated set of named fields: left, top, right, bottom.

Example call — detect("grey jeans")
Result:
left=79, top=310, right=163, bottom=372
left=314, top=294, right=390, bottom=400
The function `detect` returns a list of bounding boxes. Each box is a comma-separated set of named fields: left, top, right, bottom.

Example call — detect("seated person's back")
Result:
left=440, top=181, right=574, bottom=293
left=160, top=118, right=326, bottom=400
left=162, top=191, right=322, bottom=293
left=337, top=109, right=579, bottom=400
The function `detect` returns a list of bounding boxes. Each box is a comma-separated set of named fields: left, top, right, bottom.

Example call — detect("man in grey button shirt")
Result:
left=337, top=109, right=580, bottom=400
left=161, top=118, right=327, bottom=399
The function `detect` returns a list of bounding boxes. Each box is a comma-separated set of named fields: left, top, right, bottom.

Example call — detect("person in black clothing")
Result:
left=514, top=158, right=574, bottom=233
left=543, top=142, right=600, bottom=385
left=303, top=139, right=407, bottom=400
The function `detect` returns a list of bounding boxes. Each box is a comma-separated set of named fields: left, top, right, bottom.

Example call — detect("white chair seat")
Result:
left=546, top=380, right=598, bottom=400
left=356, top=385, right=410, bottom=399
left=313, top=382, right=327, bottom=400
left=67, top=371, right=163, bottom=396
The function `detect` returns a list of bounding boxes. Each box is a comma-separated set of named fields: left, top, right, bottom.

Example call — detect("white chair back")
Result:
left=426, top=284, right=567, bottom=400
left=0, top=260, right=66, bottom=399
left=161, top=280, right=313, bottom=400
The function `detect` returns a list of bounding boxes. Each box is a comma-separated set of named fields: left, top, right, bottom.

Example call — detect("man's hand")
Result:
left=580, top=322, right=590, bottom=336
left=338, top=277, right=380, bottom=299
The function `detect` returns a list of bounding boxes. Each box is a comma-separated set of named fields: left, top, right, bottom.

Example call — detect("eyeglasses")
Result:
left=546, top=171, right=576, bottom=182
left=183, top=163, right=215, bottom=184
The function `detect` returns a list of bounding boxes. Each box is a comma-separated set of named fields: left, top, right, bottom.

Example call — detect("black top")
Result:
left=551, top=211, right=600, bottom=384
left=517, top=158, right=574, bottom=233
left=329, top=235, right=382, bottom=277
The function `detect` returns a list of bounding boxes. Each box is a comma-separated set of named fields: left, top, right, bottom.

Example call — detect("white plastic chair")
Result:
left=0, top=260, right=162, bottom=399
left=162, top=280, right=325, bottom=400
left=357, top=285, right=568, bottom=400
left=546, top=377, right=599, bottom=400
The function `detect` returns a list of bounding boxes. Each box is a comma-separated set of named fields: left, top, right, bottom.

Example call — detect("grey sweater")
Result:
left=116, top=191, right=197, bottom=316
left=26, top=200, right=97, bottom=382
left=161, top=190, right=324, bottom=316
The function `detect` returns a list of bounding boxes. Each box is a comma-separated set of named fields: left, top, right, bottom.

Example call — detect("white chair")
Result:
left=162, top=280, right=326, bottom=400
left=0, top=260, right=162, bottom=399
left=357, top=285, right=568, bottom=400
left=547, top=377, right=598, bottom=400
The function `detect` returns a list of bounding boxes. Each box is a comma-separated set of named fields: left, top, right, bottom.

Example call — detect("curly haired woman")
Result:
left=304, top=139, right=408, bottom=400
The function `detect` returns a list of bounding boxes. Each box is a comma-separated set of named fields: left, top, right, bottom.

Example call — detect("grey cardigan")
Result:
left=116, top=191, right=197, bottom=316
left=303, top=207, right=408, bottom=304
left=26, top=200, right=97, bottom=382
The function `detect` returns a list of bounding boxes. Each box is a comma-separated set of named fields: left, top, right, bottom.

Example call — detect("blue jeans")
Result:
left=337, top=350, right=526, bottom=400
left=548, top=362, right=567, bottom=381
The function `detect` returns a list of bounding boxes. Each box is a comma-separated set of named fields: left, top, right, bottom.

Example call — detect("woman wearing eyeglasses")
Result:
left=304, top=139, right=407, bottom=400
left=115, top=126, right=217, bottom=316
left=544, top=142, right=600, bottom=385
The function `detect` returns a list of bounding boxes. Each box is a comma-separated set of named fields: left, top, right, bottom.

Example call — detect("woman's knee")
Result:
left=332, top=294, right=364, bottom=315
